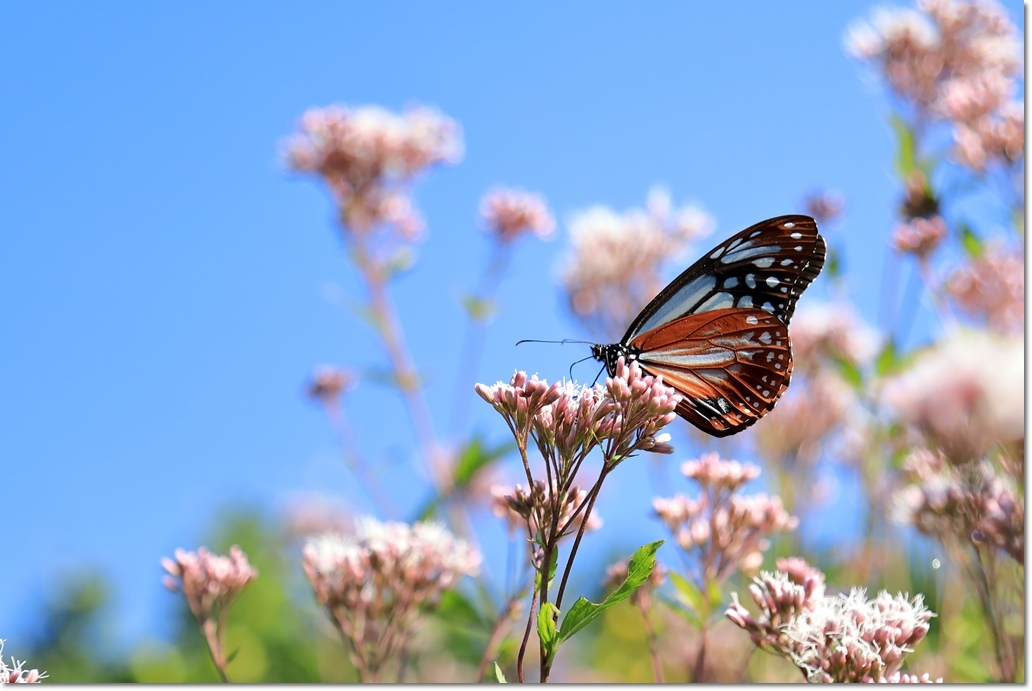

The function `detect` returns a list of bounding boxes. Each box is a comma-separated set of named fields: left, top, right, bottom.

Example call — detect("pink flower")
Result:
left=303, top=518, right=480, bottom=679
left=727, top=563, right=936, bottom=683
left=307, top=365, right=355, bottom=405
left=479, top=187, right=555, bottom=243
left=0, top=641, right=46, bottom=684
left=490, top=481, right=603, bottom=540
left=161, top=545, right=258, bottom=623
left=881, top=330, right=1023, bottom=462
left=655, top=454, right=797, bottom=585
left=559, top=188, right=714, bottom=340
left=891, top=215, right=947, bottom=258
left=283, top=104, right=462, bottom=239
left=946, top=244, right=1024, bottom=334
left=803, top=189, right=846, bottom=226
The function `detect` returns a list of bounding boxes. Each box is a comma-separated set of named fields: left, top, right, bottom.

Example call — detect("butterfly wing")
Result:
left=621, top=215, right=826, bottom=344
left=630, top=308, right=794, bottom=437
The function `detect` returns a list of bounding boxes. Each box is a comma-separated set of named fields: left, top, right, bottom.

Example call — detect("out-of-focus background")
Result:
left=1, top=0, right=1023, bottom=682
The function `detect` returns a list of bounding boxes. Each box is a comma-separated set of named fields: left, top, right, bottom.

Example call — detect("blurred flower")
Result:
left=307, top=365, right=355, bottom=406
left=303, top=518, right=480, bottom=680
left=892, top=448, right=1024, bottom=563
left=892, top=215, right=947, bottom=258
left=0, top=641, right=46, bottom=684
left=654, top=453, right=797, bottom=585
left=803, top=189, right=846, bottom=226
left=479, top=187, right=555, bottom=243
left=881, top=330, right=1023, bottom=462
left=604, top=557, right=667, bottom=609
left=281, top=493, right=353, bottom=538
left=754, top=373, right=858, bottom=467
left=560, top=188, right=714, bottom=340
left=162, top=545, right=258, bottom=624
left=727, top=562, right=936, bottom=683
left=490, top=480, right=602, bottom=541
left=790, top=302, right=882, bottom=374
left=284, top=103, right=462, bottom=240
left=845, top=0, right=1023, bottom=171
left=946, top=244, right=1024, bottom=334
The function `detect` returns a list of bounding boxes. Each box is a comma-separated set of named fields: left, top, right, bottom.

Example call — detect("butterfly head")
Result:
left=591, top=342, right=632, bottom=376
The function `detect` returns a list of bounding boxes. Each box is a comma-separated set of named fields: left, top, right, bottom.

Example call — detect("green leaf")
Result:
left=889, top=113, right=917, bottom=178
left=959, top=223, right=984, bottom=258
left=535, top=548, right=560, bottom=593
left=555, top=540, right=664, bottom=644
left=669, top=572, right=704, bottom=617
left=826, top=247, right=842, bottom=279
left=492, top=662, right=507, bottom=683
left=537, top=602, right=560, bottom=666
left=461, top=294, right=497, bottom=323
left=434, top=589, right=487, bottom=631
left=225, top=648, right=240, bottom=666
left=453, top=436, right=515, bottom=488
left=874, top=341, right=900, bottom=378
left=831, top=354, right=864, bottom=390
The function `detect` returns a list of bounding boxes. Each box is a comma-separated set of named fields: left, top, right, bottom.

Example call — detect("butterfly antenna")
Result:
left=592, top=363, right=606, bottom=386
left=515, top=338, right=595, bottom=347
left=567, top=353, right=596, bottom=381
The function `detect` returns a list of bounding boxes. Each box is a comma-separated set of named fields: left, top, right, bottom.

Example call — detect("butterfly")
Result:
left=591, top=214, right=826, bottom=437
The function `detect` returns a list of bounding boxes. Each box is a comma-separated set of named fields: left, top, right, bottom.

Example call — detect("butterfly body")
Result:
left=592, top=215, right=826, bottom=437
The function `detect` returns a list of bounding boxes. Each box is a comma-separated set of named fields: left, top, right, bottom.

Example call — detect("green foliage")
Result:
left=555, top=541, right=663, bottom=645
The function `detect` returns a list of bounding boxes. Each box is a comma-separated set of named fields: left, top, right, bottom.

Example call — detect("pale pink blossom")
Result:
left=803, top=189, right=846, bottom=226
left=560, top=188, right=714, bottom=340
left=790, top=303, right=882, bottom=373
left=162, top=545, right=258, bottom=623
left=881, top=330, right=1023, bottom=461
left=303, top=518, right=480, bottom=680
left=655, top=454, right=797, bottom=585
left=946, top=244, right=1024, bottom=334
left=284, top=104, right=462, bottom=239
left=307, top=365, right=355, bottom=405
left=479, top=187, right=556, bottom=243
left=892, top=215, right=947, bottom=258
left=490, top=481, right=602, bottom=540
left=727, top=563, right=936, bottom=683
left=0, top=641, right=46, bottom=684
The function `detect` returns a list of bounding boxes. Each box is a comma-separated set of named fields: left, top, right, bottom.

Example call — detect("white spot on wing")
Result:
left=745, top=315, right=758, bottom=325
left=784, top=222, right=796, bottom=229
left=722, top=245, right=779, bottom=264
left=745, top=274, right=756, bottom=289
left=766, top=276, right=779, bottom=288
left=754, top=257, right=774, bottom=268
left=739, top=295, right=753, bottom=308
left=790, top=232, right=802, bottom=239
left=759, top=331, right=772, bottom=344
left=724, top=276, right=739, bottom=288
left=695, top=291, right=735, bottom=313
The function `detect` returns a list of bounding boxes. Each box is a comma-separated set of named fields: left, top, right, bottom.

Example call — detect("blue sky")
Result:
left=1, top=1, right=1023, bottom=650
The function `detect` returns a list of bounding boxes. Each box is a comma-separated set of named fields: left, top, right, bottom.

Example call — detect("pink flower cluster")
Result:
left=803, top=189, right=846, bottom=226
left=882, top=330, right=1023, bottom=462
left=846, top=0, right=1023, bottom=171
left=307, top=364, right=355, bottom=405
left=479, top=187, right=556, bottom=243
left=789, top=303, right=882, bottom=374
left=892, top=448, right=1023, bottom=563
left=727, top=558, right=938, bottom=683
left=161, top=545, right=258, bottom=623
left=284, top=104, right=463, bottom=239
left=560, top=188, right=714, bottom=340
left=490, top=481, right=602, bottom=541
left=0, top=641, right=46, bottom=684
left=475, top=358, right=680, bottom=473
left=946, top=244, right=1024, bottom=334
left=303, top=518, right=481, bottom=678
left=653, top=453, right=798, bottom=585
left=892, top=215, right=947, bottom=258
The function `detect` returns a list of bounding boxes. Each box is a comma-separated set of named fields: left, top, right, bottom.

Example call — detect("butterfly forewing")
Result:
left=623, top=215, right=825, bottom=342
left=630, top=308, right=794, bottom=437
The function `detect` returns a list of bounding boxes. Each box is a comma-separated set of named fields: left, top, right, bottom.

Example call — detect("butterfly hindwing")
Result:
left=623, top=215, right=825, bottom=342
left=630, top=308, right=794, bottom=437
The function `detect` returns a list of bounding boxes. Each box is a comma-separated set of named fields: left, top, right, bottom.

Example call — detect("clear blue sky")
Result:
left=1, top=1, right=1022, bottom=650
